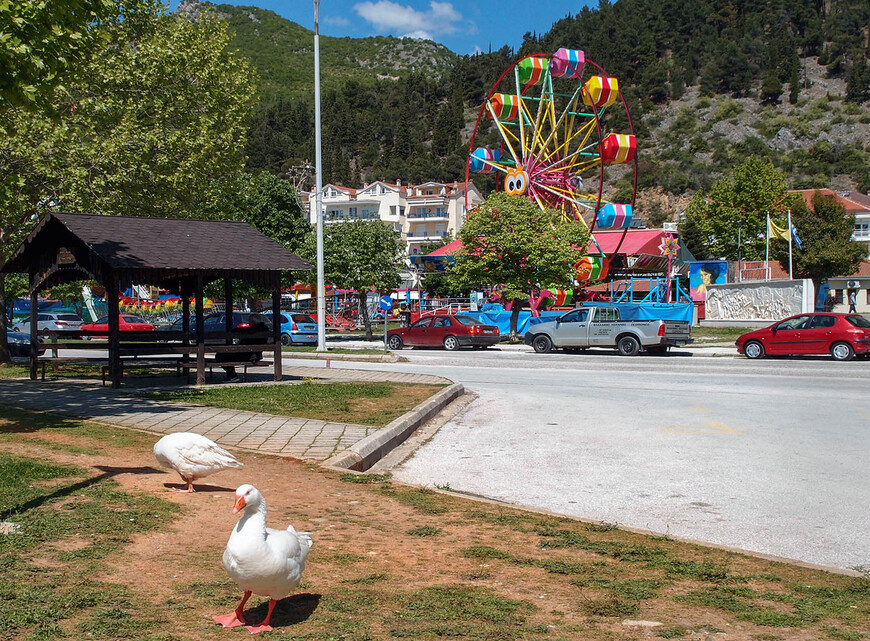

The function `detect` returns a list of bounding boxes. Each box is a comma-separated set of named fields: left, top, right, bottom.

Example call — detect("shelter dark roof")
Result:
left=2, top=212, right=312, bottom=292
left=4, top=213, right=311, bottom=272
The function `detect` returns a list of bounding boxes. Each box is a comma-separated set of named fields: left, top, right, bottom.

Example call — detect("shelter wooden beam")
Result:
left=195, top=273, right=205, bottom=385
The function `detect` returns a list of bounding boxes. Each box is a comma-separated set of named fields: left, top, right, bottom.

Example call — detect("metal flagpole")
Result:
left=314, top=0, right=326, bottom=352
left=787, top=210, right=793, bottom=280
left=765, top=212, right=770, bottom=280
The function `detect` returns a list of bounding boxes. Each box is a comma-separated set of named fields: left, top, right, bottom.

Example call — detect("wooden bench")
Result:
left=37, top=356, right=184, bottom=386
left=177, top=358, right=274, bottom=383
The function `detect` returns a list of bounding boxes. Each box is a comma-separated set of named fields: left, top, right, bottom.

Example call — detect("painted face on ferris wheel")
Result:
left=504, top=167, right=529, bottom=195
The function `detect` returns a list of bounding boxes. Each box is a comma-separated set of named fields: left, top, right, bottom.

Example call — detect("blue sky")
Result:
left=171, top=1, right=591, bottom=55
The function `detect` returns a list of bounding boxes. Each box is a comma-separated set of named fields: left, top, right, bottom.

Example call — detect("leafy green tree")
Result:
left=0, top=5, right=257, bottom=362
left=680, top=157, right=796, bottom=262
left=448, top=193, right=589, bottom=341
left=299, top=221, right=404, bottom=340
left=0, top=0, right=118, bottom=111
left=771, top=193, right=866, bottom=294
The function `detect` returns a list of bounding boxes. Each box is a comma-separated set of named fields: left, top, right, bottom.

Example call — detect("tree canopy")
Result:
left=448, top=193, right=589, bottom=339
left=680, top=157, right=797, bottom=262
left=771, top=193, right=866, bottom=291
left=299, top=220, right=404, bottom=339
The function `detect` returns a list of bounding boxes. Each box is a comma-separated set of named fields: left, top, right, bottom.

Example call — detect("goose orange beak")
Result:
left=232, top=495, right=246, bottom=513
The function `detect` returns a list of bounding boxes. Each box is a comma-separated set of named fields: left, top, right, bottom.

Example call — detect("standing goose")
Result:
left=214, top=484, right=313, bottom=635
left=153, top=432, right=243, bottom=493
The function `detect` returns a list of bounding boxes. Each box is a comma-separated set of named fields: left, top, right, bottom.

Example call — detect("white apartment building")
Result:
left=305, top=180, right=483, bottom=256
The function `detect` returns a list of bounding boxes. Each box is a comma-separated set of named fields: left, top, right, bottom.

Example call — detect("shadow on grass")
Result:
left=243, top=593, right=321, bottom=627
left=0, top=464, right=159, bottom=521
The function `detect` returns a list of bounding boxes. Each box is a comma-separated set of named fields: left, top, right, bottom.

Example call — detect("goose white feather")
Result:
left=214, top=484, right=312, bottom=634
left=153, top=432, right=242, bottom=492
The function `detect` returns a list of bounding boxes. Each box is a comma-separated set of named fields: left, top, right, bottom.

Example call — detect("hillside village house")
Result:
left=790, top=188, right=870, bottom=257
left=304, top=180, right=484, bottom=258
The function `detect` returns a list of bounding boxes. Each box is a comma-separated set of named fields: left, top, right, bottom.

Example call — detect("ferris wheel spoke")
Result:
left=486, top=102, right=523, bottom=166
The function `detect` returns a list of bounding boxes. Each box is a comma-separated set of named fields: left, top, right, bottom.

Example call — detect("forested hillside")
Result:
left=188, top=0, right=870, bottom=222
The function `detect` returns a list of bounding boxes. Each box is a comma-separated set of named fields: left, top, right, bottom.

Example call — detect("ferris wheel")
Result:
left=465, top=48, right=638, bottom=281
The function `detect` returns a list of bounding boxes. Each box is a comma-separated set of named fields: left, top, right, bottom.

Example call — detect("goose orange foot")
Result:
left=214, top=591, right=251, bottom=628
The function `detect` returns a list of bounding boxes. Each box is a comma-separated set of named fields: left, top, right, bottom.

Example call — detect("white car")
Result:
left=13, top=312, right=85, bottom=335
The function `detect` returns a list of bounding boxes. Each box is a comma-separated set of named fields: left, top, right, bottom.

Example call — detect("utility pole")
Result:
left=314, top=0, right=326, bottom=352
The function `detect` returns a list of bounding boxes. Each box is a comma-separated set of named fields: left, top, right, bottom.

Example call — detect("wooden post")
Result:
left=224, top=277, right=233, bottom=340
left=108, top=275, right=121, bottom=388
left=181, top=281, right=190, bottom=370
left=29, top=277, right=38, bottom=380
left=272, top=288, right=282, bottom=381
left=195, top=273, right=205, bottom=385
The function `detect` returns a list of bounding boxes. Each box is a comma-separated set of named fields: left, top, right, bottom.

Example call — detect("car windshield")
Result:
left=453, top=316, right=480, bottom=326
left=775, top=316, right=809, bottom=331
left=845, top=315, right=870, bottom=328
left=123, top=316, right=148, bottom=324
left=292, top=314, right=316, bottom=324
left=94, top=316, right=108, bottom=324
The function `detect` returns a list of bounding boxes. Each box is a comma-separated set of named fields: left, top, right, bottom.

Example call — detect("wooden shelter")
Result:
left=1, top=212, right=312, bottom=387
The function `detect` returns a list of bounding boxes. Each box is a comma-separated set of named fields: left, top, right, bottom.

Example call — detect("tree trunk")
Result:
left=508, top=299, right=522, bottom=343
left=360, top=295, right=373, bottom=340
left=0, top=274, right=10, bottom=364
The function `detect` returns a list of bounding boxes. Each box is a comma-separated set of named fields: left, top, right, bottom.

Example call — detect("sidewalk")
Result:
left=0, top=365, right=454, bottom=464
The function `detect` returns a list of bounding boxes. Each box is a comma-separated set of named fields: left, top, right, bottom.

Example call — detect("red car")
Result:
left=735, top=313, right=870, bottom=361
left=81, top=314, right=156, bottom=334
left=387, top=314, right=500, bottom=351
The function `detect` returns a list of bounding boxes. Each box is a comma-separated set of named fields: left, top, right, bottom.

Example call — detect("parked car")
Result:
left=6, top=330, right=45, bottom=357
left=12, top=312, right=84, bottom=335
left=386, top=314, right=500, bottom=351
left=266, top=311, right=318, bottom=346
left=81, top=314, right=156, bottom=334
left=523, top=305, right=693, bottom=355
left=165, top=311, right=273, bottom=339
left=735, top=313, right=870, bottom=361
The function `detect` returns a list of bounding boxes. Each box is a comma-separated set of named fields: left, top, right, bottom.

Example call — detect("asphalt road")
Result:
left=312, top=345, right=870, bottom=572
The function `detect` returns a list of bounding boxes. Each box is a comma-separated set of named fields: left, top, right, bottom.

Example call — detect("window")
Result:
left=560, top=309, right=589, bottom=323
left=348, top=207, right=357, bottom=216
left=809, top=315, right=836, bottom=329
left=854, top=222, right=870, bottom=239
left=775, top=315, right=809, bottom=331
left=411, top=318, right=432, bottom=328
left=593, top=307, right=619, bottom=321
left=846, top=315, right=870, bottom=328
left=432, top=317, right=451, bottom=327
left=454, top=316, right=480, bottom=325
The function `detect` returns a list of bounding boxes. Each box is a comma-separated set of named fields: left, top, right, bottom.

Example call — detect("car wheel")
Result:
left=281, top=333, right=292, bottom=346
left=443, top=335, right=460, bottom=351
left=617, top=335, right=641, bottom=356
left=830, top=341, right=854, bottom=361
left=387, top=335, right=403, bottom=350
left=532, top=334, right=553, bottom=353
left=743, top=340, right=765, bottom=359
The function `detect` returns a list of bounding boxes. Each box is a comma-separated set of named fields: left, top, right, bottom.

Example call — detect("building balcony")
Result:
left=406, top=211, right=449, bottom=221
left=324, top=213, right=381, bottom=224
left=406, top=232, right=450, bottom=242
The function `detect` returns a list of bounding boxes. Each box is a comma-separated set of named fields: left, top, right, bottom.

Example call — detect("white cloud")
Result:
left=402, top=30, right=433, bottom=40
left=324, top=15, right=351, bottom=26
left=354, top=0, right=465, bottom=36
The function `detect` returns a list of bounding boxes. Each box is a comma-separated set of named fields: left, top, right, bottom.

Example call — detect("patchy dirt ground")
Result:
left=2, top=416, right=869, bottom=641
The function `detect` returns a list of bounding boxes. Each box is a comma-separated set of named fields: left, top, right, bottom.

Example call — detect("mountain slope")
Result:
left=177, top=0, right=457, bottom=99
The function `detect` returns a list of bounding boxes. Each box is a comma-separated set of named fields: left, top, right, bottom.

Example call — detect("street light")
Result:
left=313, top=0, right=326, bottom=351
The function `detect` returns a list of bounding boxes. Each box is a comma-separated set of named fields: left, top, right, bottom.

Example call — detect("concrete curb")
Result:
left=284, top=351, right=400, bottom=363
left=323, top=383, right=465, bottom=472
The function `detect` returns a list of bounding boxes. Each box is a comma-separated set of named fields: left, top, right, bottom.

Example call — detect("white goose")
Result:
left=152, top=432, right=243, bottom=493
left=214, top=484, right=312, bottom=635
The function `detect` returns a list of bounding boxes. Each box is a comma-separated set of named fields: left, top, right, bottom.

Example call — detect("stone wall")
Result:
left=705, top=280, right=814, bottom=323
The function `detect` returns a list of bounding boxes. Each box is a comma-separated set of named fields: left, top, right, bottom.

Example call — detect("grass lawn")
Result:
left=691, top=326, right=750, bottom=343
left=0, top=409, right=868, bottom=641
left=139, top=381, right=445, bottom=426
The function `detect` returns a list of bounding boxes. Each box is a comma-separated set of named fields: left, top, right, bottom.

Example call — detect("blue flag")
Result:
left=790, top=222, right=803, bottom=250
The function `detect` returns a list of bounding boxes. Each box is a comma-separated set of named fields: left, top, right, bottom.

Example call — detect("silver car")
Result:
left=13, top=312, right=85, bottom=334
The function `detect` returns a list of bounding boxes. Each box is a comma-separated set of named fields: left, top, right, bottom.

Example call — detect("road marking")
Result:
left=661, top=420, right=743, bottom=434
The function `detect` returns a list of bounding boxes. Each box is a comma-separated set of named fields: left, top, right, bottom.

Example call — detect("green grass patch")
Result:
left=0, top=449, right=180, bottom=639
left=139, top=381, right=444, bottom=426
left=692, top=325, right=751, bottom=343
left=340, top=472, right=391, bottom=484
left=406, top=525, right=442, bottom=536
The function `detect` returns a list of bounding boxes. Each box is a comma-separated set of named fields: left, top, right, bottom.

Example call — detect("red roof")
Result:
left=789, top=189, right=870, bottom=215
left=424, top=238, right=464, bottom=257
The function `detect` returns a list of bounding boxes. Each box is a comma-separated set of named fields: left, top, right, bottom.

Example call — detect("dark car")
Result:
left=735, top=313, right=870, bottom=361
left=166, top=312, right=273, bottom=338
left=386, top=314, right=500, bottom=351
left=6, top=330, right=45, bottom=357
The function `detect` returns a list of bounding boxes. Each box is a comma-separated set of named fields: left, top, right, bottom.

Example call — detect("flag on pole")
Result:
left=790, top=222, right=803, bottom=249
left=767, top=217, right=789, bottom=241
